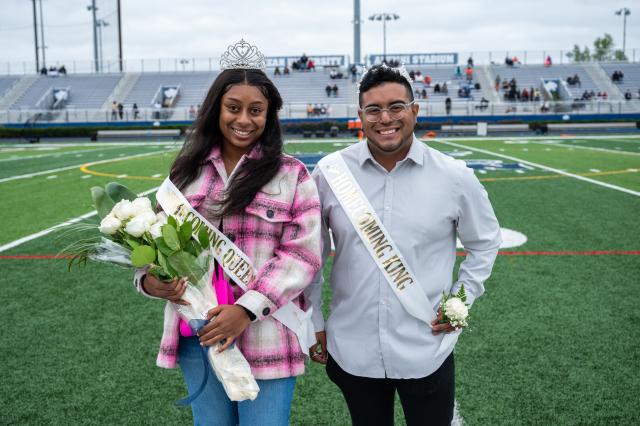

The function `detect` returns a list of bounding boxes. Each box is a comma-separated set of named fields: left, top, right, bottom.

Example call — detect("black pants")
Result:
left=326, top=353, right=455, bottom=426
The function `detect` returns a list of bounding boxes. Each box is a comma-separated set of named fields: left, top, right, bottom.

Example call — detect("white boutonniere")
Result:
left=439, top=284, right=470, bottom=329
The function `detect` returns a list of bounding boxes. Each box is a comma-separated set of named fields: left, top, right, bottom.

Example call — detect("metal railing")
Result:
left=2, top=48, right=639, bottom=76
left=1, top=100, right=638, bottom=125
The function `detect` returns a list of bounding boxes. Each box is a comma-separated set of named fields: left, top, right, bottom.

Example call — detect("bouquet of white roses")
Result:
left=66, top=182, right=259, bottom=402
left=439, top=284, right=470, bottom=329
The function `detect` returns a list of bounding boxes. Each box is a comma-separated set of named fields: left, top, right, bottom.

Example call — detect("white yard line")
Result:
left=438, top=139, right=640, bottom=197
left=0, top=187, right=158, bottom=253
left=0, top=145, right=136, bottom=163
left=0, top=150, right=171, bottom=184
left=530, top=141, right=640, bottom=156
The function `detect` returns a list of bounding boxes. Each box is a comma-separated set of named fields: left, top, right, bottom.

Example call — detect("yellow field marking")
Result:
left=480, top=169, right=637, bottom=182
left=79, top=152, right=170, bottom=181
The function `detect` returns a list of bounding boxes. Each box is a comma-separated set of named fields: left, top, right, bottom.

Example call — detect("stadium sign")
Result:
left=265, top=55, right=347, bottom=67
left=368, top=53, right=458, bottom=65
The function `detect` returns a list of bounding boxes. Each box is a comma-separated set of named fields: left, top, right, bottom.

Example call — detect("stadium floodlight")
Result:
left=368, top=12, right=400, bottom=63
left=614, top=8, right=631, bottom=56
left=87, top=1, right=99, bottom=72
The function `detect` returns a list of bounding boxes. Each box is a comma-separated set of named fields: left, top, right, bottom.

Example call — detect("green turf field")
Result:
left=1, top=135, right=639, bottom=425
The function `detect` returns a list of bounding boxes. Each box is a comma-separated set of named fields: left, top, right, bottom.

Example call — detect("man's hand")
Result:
left=198, top=305, right=252, bottom=352
left=431, top=307, right=457, bottom=335
left=309, top=331, right=327, bottom=364
left=142, top=275, right=189, bottom=305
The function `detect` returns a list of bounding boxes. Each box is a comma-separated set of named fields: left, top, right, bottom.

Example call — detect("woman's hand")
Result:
left=142, top=274, right=189, bottom=305
left=198, top=305, right=252, bottom=352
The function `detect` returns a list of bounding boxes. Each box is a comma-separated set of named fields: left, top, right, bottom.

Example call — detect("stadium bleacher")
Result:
left=0, top=60, right=638, bottom=122
left=0, top=76, right=20, bottom=98
left=9, top=74, right=122, bottom=110
left=601, top=63, right=640, bottom=100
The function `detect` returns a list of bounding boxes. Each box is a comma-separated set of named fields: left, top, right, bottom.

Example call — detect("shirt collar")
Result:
left=205, top=143, right=263, bottom=163
left=358, top=135, right=425, bottom=167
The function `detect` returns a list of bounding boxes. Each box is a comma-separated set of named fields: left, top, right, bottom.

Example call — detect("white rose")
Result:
left=136, top=211, right=158, bottom=228
left=155, top=212, right=168, bottom=225
left=124, top=216, right=148, bottom=237
left=112, top=200, right=136, bottom=220
left=98, top=214, right=122, bottom=235
left=149, top=221, right=164, bottom=239
left=131, top=197, right=153, bottom=215
left=444, top=297, right=468, bottom=321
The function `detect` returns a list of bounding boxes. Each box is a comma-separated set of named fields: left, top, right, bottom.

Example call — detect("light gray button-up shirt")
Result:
left=306, top=137, right=501, bottom=379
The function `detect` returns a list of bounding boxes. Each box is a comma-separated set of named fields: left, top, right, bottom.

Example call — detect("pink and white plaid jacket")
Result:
left=134, top=144, right=322, bottom=379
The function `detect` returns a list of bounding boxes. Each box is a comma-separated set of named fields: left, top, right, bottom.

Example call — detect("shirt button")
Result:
left=266, top=209, right=274, bottom=219
left=262, top=307, right=270, bottom=316
left=227, top=233, right=235, bottom=242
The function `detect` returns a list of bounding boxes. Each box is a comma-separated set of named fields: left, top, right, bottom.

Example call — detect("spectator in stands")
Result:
left=434, top=83, right=441, bottom=93
left=325, top=83, right=332, bottom=97
left=332, top=84, right=339, bottom=97
left=612, top=70, right=624, bottom=83
left=409, top=70, right=415, bottom=81
left=540, top=102, right=550, bottom=112
left=567, top=74, right=581, bottom=87
left=512, top=56, right=520, bottom=66
left=132, top=103, right=140, bottom=120
left=441, top=82, right=448, bottom=95
left=424, top=75, right=432, bottom=86
left=153, top=100, right=162, bottom=119
left=465, top=66, right=473, bottom=82
left=307, top=103, right=314, bottom=117
left=188, top=105, right=196, bottom=120
left=467, top=56, right=474, bottom=67
left=283, top=65, right=290, bottom=76
left=624, top=90, right=633, bottom=101
left=111, top=101, right=118, bottom=120
left=415, top=70, right=422, bottom=79
left=505, top=57, right=514, bottom=67
left=274, top=66, right=281, bottom=77
left=40, top=66, right=47, bottom=75
left=414, top=89, right=421, bottom=100
left=445, top=97, right=452, bottom=115
left=59, top=65, right=67, bottom=75
left=300, top=53, right=308, bottom=69
left=521, top=88, right=529, bottom=101
left=350, top=64, right=358, bottom=83
left=455, top=66, right=462, bottom=79
left=495, top=74, right=501, bottom=92
left=421, top=88, right=427, bottom=99
left=530, top=87, right=535, bottom=102
left=292, top=61, right=300, bottom=71
left=307, top=59, right=316, bottom=71
left=544, top=55, right=552, bottom=67
left=117, top=102, right=124, bottom=120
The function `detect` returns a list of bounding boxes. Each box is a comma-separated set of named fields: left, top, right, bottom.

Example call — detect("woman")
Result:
left=135, top=43, right=322, bottom=425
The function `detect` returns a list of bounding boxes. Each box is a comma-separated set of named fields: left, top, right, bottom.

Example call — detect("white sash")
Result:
left=319, top=152, right=436, bottom=325
left=156, top=178, right=315, bottom=353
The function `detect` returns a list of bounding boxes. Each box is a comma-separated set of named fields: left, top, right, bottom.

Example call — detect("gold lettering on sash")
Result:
left=381, top=255, right=412, bottom=290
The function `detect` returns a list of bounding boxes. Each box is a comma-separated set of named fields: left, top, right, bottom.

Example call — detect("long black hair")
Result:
left=170, top=69, right=284, bottom=217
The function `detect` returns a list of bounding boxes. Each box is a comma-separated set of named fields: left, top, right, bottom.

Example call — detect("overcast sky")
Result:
left=1, top=0, right=638, bottom=68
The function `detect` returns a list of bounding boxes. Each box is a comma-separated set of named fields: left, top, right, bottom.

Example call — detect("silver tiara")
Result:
left=220, top=39, right=266, bottom=71
left=357, top=62, right=413, bottom=94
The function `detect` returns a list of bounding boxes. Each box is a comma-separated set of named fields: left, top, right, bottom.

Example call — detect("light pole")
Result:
left=368, top=13, right=399, bottom=64
left=87, top=1, right=99, bottom=72
left=615, top=8, right=631, bottom=56
left=96, top=19, right=109, bottom=72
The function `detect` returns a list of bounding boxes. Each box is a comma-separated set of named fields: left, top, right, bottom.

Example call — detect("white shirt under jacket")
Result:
left=306, top=137, right=501, bottom=379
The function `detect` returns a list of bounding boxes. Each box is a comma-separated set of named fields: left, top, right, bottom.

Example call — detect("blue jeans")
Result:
left=178, top=336, right=296, bottom=426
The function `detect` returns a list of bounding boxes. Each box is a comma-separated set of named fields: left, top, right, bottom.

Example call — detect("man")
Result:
left=305, top=64, right=501, bottom=425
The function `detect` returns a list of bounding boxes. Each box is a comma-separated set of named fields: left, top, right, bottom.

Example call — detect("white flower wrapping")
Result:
left=89, top=195, right=259, bottom=401
left=171, top=263, right=259, bottom=401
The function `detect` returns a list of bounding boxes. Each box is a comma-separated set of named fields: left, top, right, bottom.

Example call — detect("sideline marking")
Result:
left=0, top=150, right=173, bottom=184
left=0, top=146, right=132, bottom=163
left=436, top=140, right=640, bottom=197
left=0, top=186, right=158, bottom=253
left=5, top=250, right=639, bottom=260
